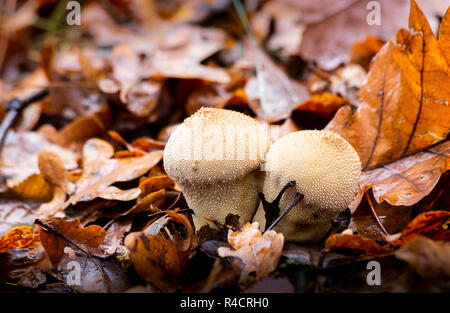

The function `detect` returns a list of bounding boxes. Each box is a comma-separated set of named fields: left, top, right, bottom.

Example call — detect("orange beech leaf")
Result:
left=325, top=233, right=393, bottom=256
left=139, top=175, right=176, bottom=196
left=0, top=226, right=40, bottom=253
left=390, top=211, right=450, bottom=246
left=295, top=92, right=349, bottom=115
left=37, top=217, right=106, bottom=266
left=124, top=232, right=184, bottom=291
left=349, top=140, right=449, bottom=212
left=350, top=35, right=385, bottom=70
left=326, top=1, right=450, bottom=170
left=131, top=137, right=166, bottom=151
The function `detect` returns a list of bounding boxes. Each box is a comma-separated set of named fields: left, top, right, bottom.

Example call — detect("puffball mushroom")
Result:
left=163, top=107, right=271, bottom=229
left=253, top=130, right=361, bottom=243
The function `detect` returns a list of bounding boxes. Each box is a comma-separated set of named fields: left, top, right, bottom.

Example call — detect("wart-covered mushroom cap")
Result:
left=254, top=130, right=361, bottom=243
left=163, top=107, right=271, bottom=229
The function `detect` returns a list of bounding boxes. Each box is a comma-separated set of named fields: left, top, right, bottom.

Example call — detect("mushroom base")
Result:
left=253, top=185, right=341, bottom=243
left=179, top=171, right=261, bottom=230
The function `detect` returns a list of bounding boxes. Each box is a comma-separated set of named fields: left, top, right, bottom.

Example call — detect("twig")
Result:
left=34, top=218, right=111, bottom=292
left=365, top=190, right=390, bottom=236
left=265, top=192, right=303, bottom=233
left=259, top=180, right=297, bottom=231
left=0, top=88, right=49, bottom=153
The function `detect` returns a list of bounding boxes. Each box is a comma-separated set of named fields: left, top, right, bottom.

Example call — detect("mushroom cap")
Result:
left=164, top=107, right=271, bottom=185
left=260, top=130, right=361, bottom=241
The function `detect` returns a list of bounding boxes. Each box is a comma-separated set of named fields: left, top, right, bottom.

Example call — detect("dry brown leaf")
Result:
left=395, top=235, right=450, bottom=279
left=217, top=222, right=284, bottom=286
left=390, top=211, right=450, bottom=246
left=37, top=217, right=106, bottom=266
left=326, top=2, right=450, bottom=169
left=251, top=1, right=304, bottom=57
left=325, top=233, right=393, bottom=256
left=295, top=92, right=349, bottom=115
left=124, top=231, right=184, bottom=291
left=349, top=140, right=449, bottom=211
left=350, top=35, right=385, bottom=70
left=36, top=138, right=163, bottom=218
left=0, top=131, right=78, bottom=188
left=0, top=226, right=39, bottom=253
left=139, top=175, right=176, bottom=197
left=241, top=45, right=309, bottom=122
left=297, top=0, right=444, bottom=69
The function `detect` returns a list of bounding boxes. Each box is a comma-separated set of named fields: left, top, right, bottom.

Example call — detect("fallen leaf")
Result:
left=0, top=226, right=39, bottom=253
left=324, top=233, right=393, bottom=256
left=350, top=35, right=385, bottom=70
left=297, top=0, right=444, bottom=69
left=242, top=45, right=309, bottom=122
left=217, top=222, right=284, bottom=286
left=395, top=236, right=450, bottom=279
left=326, top=2, right=450, bottom=169
left=349, top=140, right=449, bottom=211
left=37, top=217, right=106, bottom=266
left=390, top=211, right=450, bottom=246
left=124, top=231, right=184, bottom=291
left=0, top=131, right=78, bottom=188
left=295, top=92, right=349, bottom=115
left=36, top=138, right=163, bottom=218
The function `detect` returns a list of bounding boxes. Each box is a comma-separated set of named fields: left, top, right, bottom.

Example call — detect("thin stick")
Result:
left=365, top=190, right=390, bottom=236
left=265, top=192, right=304, bottom=233
left=0, top=88, right=49, bottom=152
left=34, top=218, right=111, bottom=291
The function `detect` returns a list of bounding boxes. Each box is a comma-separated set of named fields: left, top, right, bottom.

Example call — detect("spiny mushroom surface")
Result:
left=253, top=130, right=361, bottom=243
left=164, top=107, right=271, bottom=229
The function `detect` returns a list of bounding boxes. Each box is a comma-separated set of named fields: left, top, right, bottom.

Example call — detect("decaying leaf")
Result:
left=349, top=140, right=449, bottom=211
left=327, top=2, right=450, bottom=211
left=390, top=211, right=450, bottom=246
left=0, top=131, right=78, bottom=188
left=241, top=45, right=309, bottom=122
left=0, top=226, right=39, bottom=253
left=326, top=2, right=450, bottom=169
left=124, top=231, right=184, bottom=291
left=217, top=222, right=284, bottom=286
left=37, top=217, right=106, bottom=266
left=297, top=0, right=444, bottom=69
left=324, top=233, right=393, bottom=256
left=36, top=138, right=163, bottom=218
left=395, top=236, right=450, bottom=280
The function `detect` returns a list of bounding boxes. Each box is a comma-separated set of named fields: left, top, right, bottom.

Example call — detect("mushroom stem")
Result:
left=265, top=192, right=304, bottom=233
left=259, top=180, right=296, bottom=229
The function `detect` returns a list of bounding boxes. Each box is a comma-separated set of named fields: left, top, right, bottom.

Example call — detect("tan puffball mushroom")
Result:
left=163, top=107, right=271, bottom=229
left=253, top=130, right=361, bottom=243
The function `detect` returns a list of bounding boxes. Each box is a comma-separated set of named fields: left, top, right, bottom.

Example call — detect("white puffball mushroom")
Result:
left=254, top=130, right=361, bottom=243
left=163, top=107, right=271, bottom=229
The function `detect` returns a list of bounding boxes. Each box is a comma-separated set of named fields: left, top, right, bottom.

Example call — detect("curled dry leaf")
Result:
left=349, top=140, right=449, bottom=212
left=326, top=2, right=450, bottom=169
left=325, top=233, right=393, bottom=256
left=295, top=92, right=349, bottom=115
left=139, top=175, right=176, bottom=197
left=327, top=2, right=450, bottom=211
left=124, top=232, right=184, bottom=291
left=0, top=226, right=40, bottom=253
left=297, top=0, right=444, bottom=69
left=0, top=131, right=78, bottom=188
left=37, top=217, right=106, bottom=266
left=36, top=138, right=163, bottom=218
left=395, top=236, right=450, bottom=279
left=217, top=222, right=284, bottom=286
left=242, top=45, right=309, bottom=122
left=390, top=211, right=450, bottom=246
